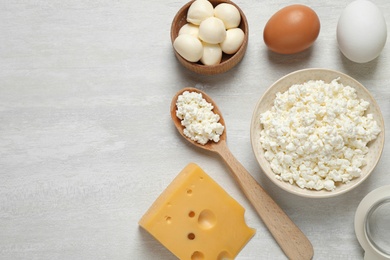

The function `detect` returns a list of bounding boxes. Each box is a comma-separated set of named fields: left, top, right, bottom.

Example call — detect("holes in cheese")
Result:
left=198, top=209, right=216, bottom=229
left=188, top=233, right=196, bottom=240
left=139, top=163, right=255, bottom=259
left=191, top=251, right=204, bottom=260
left=188, top=211, right=196, bottom=218
left=164, top=216, right=172, bottom=224
left=217, top=251, right=233, bottom=260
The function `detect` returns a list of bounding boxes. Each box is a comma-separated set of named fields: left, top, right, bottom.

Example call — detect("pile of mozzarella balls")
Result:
left=173, top=0, right=245, bottom=65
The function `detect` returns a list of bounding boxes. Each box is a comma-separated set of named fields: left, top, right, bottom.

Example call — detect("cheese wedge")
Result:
left=139, top=163, right=255, bottom=259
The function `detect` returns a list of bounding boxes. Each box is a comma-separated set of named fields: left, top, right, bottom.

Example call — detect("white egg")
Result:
left=179, top=23, right=200, bottom=39
left=173, top=34, right=203, bottom=62
left=337, top=0, right=387, bottom=63
left=186, top=0, right=214, bottom=25
left=214, top=3, right=241, bottom=29
left=201, top=42, right=222, bottom=65
left=220, top=28, right=245, bottom=54
left=199, top=17, right=226, bottom=44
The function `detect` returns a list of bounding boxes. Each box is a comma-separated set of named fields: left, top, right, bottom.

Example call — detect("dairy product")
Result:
left=173, top=34, right=203, bottom=62
left=214, top=3, right=241, bottom=29
left=176, top=91, right=224, bottom=145
left=259, top=79, right=381, bottom=191
left=173, top=0, right=245, bottom=65
left=198, top=17, right=226, bottom=44
left=200, top=42, right=222, bottom=65
left=186, top=0, right=214, bottom=25
left=220, top=28, right=245, bottom=54
left=179, top=23, right=200, bottom=38
left=139, top=163, right=255, bottom=259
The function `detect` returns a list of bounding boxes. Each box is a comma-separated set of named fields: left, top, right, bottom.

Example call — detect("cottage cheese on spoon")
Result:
left=176, top=91, right=224, bottom=145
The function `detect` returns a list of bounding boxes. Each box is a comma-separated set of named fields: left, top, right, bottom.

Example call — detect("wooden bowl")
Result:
left=250, top=68, right=385, bottom=198
left=170, top=0, right=249, bottom=75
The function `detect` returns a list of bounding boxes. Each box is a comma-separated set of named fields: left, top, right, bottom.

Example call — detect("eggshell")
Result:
left=214, top=3, right=241, bottom=29
left=220, top=28, right=245, bottom=54
left=173, top=34, right=203, bottom=62
left=199, top=17, right=226, bottom=44
left=263, top=5, right=320, bottom=54
left=186, top=0, right=214, bottom=25
left=201, top=42, right=222, bottom=65
left=337, top=0, right=387, bottom=63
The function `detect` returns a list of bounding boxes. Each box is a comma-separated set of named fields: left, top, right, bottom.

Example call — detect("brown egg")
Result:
left=263, top=5, right=320, bottom=54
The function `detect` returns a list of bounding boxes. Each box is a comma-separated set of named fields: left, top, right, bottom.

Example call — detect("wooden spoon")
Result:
left=171, top=87, right=314, bottom=260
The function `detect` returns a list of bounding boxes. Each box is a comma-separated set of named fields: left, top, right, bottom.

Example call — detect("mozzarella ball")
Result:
left=201, top=42, right=222, bottom=65
left=173, top=34, right=203, bottom=62
left=187, top=0, right=214, bottom=25
left=220, top=28, right=245, bottom=54
left=214, top=3, right=241, bottom=29
left=199, top=17, right=226, bottom=44
left=179, top=23, right=200, bottom=38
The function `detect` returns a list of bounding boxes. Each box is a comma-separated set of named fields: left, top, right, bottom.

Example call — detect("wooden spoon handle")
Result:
left=214, top=141, right=314, bottom=260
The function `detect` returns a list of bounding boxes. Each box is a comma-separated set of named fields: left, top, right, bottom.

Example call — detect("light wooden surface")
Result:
left=1, top=0, right=390, bottom=259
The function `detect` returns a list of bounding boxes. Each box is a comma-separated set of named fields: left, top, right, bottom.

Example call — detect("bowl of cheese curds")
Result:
left=250, top=68, right=385, bottom=198
left=171, top=0, right=248, bottom=75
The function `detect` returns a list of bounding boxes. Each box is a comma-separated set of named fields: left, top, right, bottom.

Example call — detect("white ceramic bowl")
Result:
left=250, top=68, right=385, bottom=198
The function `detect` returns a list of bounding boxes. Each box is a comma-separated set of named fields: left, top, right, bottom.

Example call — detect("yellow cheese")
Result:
left=139, top=163, right=255, bottom=260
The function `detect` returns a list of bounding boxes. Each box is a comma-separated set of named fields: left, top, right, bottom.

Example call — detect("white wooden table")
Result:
left=1, top=0, right=389, bottom=259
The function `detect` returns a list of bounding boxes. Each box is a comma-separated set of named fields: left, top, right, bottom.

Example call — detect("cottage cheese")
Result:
left=176, top=91, right=224, bottom=145
left=259, top=79, right=381, bottom=191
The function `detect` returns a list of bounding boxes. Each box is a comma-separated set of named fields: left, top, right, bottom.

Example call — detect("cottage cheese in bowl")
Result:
left=250, top=69, right=385, bottom=198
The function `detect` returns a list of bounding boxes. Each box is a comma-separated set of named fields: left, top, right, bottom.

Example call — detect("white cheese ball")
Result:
left=179, top=23, right=200, bottom=39
left=201, top=42, right=222, bottom=65
left=214, top=3, right=241, bottom=29
left=173, top=34, right=203, bottom=62
left=199, top=17, right=226, bottom=44
left=220, top=28, right=244, bottom=54
left=187, top=0, right=214, bottom=25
